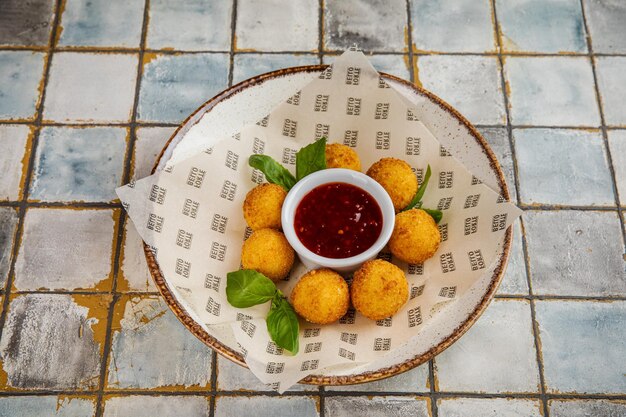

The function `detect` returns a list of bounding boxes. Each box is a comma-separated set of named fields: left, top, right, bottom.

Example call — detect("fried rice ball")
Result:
left=291, top=269, right=349, bottom=324
left=243, top=183, right=287, bottom=230
left=241, top=229, right=294, bottom=281
left=351, top=259, right=409, bottom=320
left=325, top=143, right=362, bottom=171
left=366, top=158, right=418, bottom=211
left=389, top=209, right=441, bottom=264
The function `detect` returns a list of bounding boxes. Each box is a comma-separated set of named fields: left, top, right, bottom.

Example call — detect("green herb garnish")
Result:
left=295, top=137, right=327, bottom=181
left=248, top=154, right=297, bottom=191
left=402, top=164, right=443, bottom=223
left=226, top=270, right=300, bottom=354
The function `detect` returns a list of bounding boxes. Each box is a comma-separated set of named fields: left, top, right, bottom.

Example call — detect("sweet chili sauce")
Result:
left=294, top=182, right=383, bottom=259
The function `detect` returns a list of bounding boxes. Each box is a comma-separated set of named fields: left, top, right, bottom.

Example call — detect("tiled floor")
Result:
left=0, top=1, right=624, bottom=417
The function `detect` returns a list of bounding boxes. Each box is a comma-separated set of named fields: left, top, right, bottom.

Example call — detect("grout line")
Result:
left=579, top=0, right=626, bottom=246
left=495, top=294, right=626, bottom=302
left=319, top=385, right=326, bottom=417
left=0, top=0, right=64, bottom=342
left=208, top=350, right=218, bottom=417
left=405, top=0, right=416, bottom=84
left=94, top=0, right=151, bottom=415
left=428, top=359, right=439, bottom=417
left=490, top=1, right=550, bottom=416
left=318, top=0, right=324, bottom=65
left=227, top=0, right=238, bottom=88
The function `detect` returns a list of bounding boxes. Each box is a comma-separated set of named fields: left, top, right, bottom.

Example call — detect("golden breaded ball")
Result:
left=243, top=183, right=287, bottom=230
left=291, top=269, right=349, bottom=324
left=351, top=259, right=409, bottom=320
left=241, top=229, right=294, bottom=281
left=325, top=143, right=362, bottom=171
left=366, top=158, right=418, bottom=211
left=389, top=209, right=441, bottom=264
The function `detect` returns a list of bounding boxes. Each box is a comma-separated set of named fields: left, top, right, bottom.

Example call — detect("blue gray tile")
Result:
left=0, top=208, right=19, bottom=287
left=58, top=0, right=144, bottom=47
left=237, top=0, right=318, bottom=52
left=478, top=127, right=517, bottom=203
left=435, top=300, right=539, bottom=393
left=514, top=128, right=614, bottom=206
left=137, top=53, right=229, bottom=123
left=504, top=57, right=600, bottom=126
left=0, top=294, right=107, bottom=390
left=325, top=0, right=407, bottom=52
left=233, top=53, right=319, bottom=85
left=323, top=54, right=411, bottom=80
left=103, top=395, right=209, bottom=417
left=0, top=51, right=45, bottom=120
left=596, top=57, right=626, bottom=126
left=119, top=221, right=157, bottom=292
left=216, top=356, right=314, bottom=392
left=536, top=300, right=626, bottom=394
left=608, top=130, right=626, bottom=205
left=148, top=0, right=232, bottom=51
left=496, top=0, right=586, bottom=53
left=324, top=396, right=430, bottom=417
left=326, top=363, right=429, bottom=392
left=44, top=52, right=138, bottom=123
left=583, top=0, right=626, bottom=53
left=438, top=398, right=543, bottom=417
left=418, top=55, right=505, bottom=125
left=107, top=296, right=212, bottom=389
left=30, top=126, right=127, bottom=202
left=216, top=396, right=319, bottom=417
left=410, top=0, right=496, bottom=53
left=0, top=0, right=55, bottom=46
left=133, top=126, right=175, bottom=180
left=14, top=208, right=115, bottom=291
left=0, top=125, right=31, bottom=200
left=497, top=220, right=529, bottom=295
left=550, top=399, right=626, bottom=417
left=524, top=210, right=625, bottom=296
left=0, top=396, right=96, bottom=417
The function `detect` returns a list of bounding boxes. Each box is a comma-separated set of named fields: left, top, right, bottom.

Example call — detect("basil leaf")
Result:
left=266, top=296, right=300, bottom=354
left=296, top=137, right=327, bottom=181
left=404, top=164, right=432, bottom=211
left=226, top=269, right=277, bottom=308
left=423, top=208, right=443, bottom=224
left=249, top=155, right=297, bottom=191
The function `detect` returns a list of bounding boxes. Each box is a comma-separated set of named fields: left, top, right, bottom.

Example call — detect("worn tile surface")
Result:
left=325, top=0, right=407, bottom=52
left=0, top=0, right=55, bottom=46
left=326, top=363, right=429, bottom=392
left=323, top=53, right=410, bottom=80
left=237, top=0, right=318, bottom=52
left=137, top=53, right=229, bottom=123
left=107, top=296, right=212, bottom=389
left=596, top=57, right=626, bottom=126
left=233, top=53, right=319, bottom=85
left=418, top=55, right=505, bottom=125
left=0, top=208, right=19, bottom=287
left=14, top=208, right=116, bottom=291
left=410, top=0, right=495, bottom=53
left=0, top=294, right=108, bottom=390
left=30, top=126, right=127, bottom=202
left=536, top=300, right=626, bottom=394
left=496, top=0, right=587, bottom=53
left=44, top=52, right=138, bottom=123
left=119, top=221, right=157, bottom=292
left=0, top=396, right=96, bottom=417
left=514, top=128, right=614, bottom=206
left=607, top=130, right=626, bottom=204
left=216, top=356, right=313, bottom=392
left=324, top=396, right=430, bottom=417
left=504, top=57, right=600, bottom=126
left=496, top=220, right=529, bottom=295
left=216, top=396, right=320, bottom=417
left=549, top=399, right=626, bottom=417
left=148, top=0, right=232, bottom=51
left=103, top=395, right=209, bottom=417
left=478, top=127, right=517, bottom=203
left=435, top=300, right=540, bottom=393
left=583, top=0, right=626, bottom=53
left=58, top=0, right=144, bottom=48
left=438, top=398, right=543, bottom=417
left=524, top=210, right=625, bottom=296
left=0, top=125, right=31, bottom=200
left=0, top=51, right=45, bottom=120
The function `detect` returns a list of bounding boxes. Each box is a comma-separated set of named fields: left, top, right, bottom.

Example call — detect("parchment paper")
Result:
left=116, top=49, right=522, bottom=392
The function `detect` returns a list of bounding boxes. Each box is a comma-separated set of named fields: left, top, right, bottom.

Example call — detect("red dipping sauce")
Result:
left=294, top=182, right=383, bottom=259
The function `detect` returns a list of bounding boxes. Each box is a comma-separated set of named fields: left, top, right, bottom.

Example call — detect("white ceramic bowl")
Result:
left=281, top=168, right=395, bottom=272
